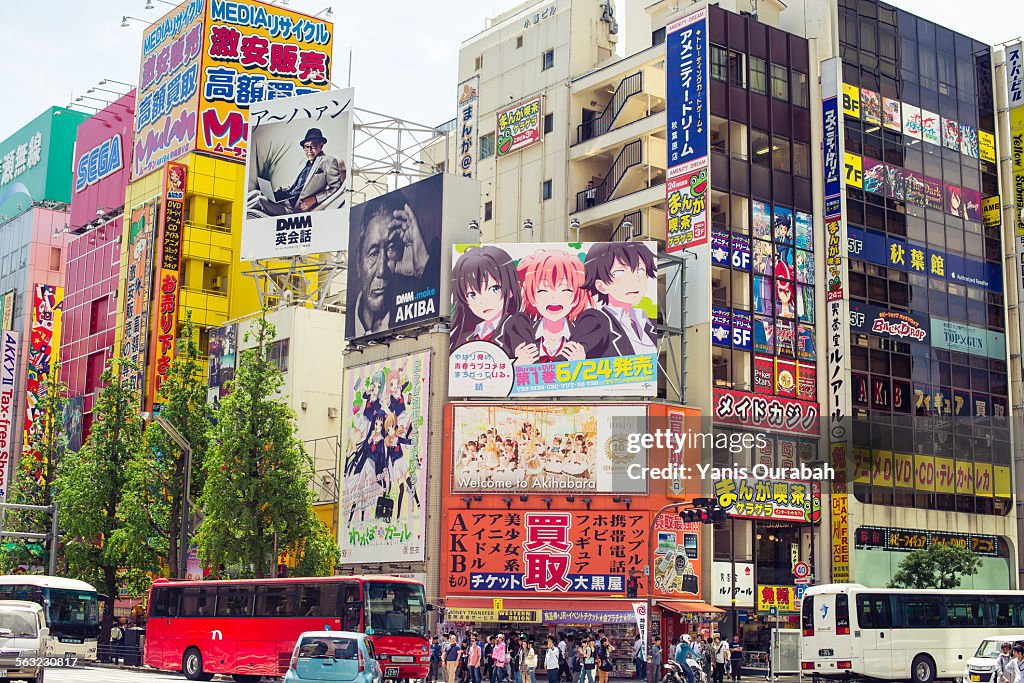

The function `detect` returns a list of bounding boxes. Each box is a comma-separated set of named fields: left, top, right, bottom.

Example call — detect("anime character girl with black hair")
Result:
left=450, top=245, right=525, bottom=356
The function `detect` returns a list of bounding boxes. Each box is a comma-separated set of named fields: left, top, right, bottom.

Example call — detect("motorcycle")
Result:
left=661, top=659, right=708, bottom=683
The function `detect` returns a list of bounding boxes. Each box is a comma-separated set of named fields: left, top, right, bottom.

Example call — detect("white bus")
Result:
left=0, top=575, right=99, bottom=660
left=800, top=583, right=1024, bottom=683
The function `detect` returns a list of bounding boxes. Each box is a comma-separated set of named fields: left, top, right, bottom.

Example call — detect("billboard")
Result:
left=713, top=478, right=822, bottom=523
left=242, top=89, right=354, bottom=259
left=665, top=6, right=708, bottom=252
left=0, top=332, right=19, bottom=503
left=448, top=242, right=658, bottom=397
left=63, top=396, right=84, bottom=453
left=448, top=403, right=647, bottom=494
left=197, top=0, right=333, bottom=161
left=70, top=92, right=135, bottom=230
left=122, top=202, right=158, bottom=397
left=149, top=163, right=188, bottom=408
left=345, top=175, right=449, bottom=341
left=133, top=0, right=205, bottom=179
left=457, top=77, right=479, bottom=177
left=0, top=291, right=13, bottom=332
left=340, top=351, right=430, bottom=564
left=24, top=285, right=63, bottom=458
left=496, top=95, right=542, bottom=157
left=711, top=561, right=754, bottom=608
left=443, top=509, right=701, bottom=597
left=712, top=388, right=819, bottom=436
left=206, top=323, right=238, bottom=405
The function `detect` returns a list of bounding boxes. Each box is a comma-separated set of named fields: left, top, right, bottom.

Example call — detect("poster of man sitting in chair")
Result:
left=242, top=88, right=354, bottom=259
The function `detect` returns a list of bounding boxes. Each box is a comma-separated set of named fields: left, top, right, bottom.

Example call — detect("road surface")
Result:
left=47, top=664, right=270, bottom=681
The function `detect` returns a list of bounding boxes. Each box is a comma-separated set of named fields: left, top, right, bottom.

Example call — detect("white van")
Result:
left=963, top=636, right=1024, bottom=683
left=0, top=600, right=48, bottom=682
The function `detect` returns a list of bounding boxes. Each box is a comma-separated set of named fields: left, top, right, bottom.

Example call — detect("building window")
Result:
left=771, top=64, right=789, bottom=101
left=791, top=71, right=809, bottom=107
left=750, top=57, right=768, bottom=95
left=49, top=247, right=61, bottom=271
left=544, top=113, right=554, bottom=134
left=793, top=141, right=811, bottom=178
left=480, top=133, right=495, bottom=160
left=542, top=179, right=553, bottom=201
left=516, top=35, right=523, bottom=49
left=711, top=45, right=728, bottom=82
left=266, top=338, right=289, bottom=374
left=729, top=50, right=746, bottom=88
left=751, top=129, right=772, bottom=167
left=474, top=55, right=483, bottom=71
left=652, top=27, right=666, bottom=46
left=89, top=296, right=108, bottom=335
left=772, top=135, right=791, bottom=173
left=484, top=201, right=493, bottom=221
left=542, top=49, right=554, bottom=71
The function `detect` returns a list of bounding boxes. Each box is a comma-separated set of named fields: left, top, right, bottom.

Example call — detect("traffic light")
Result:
left=277, top=563, right=288, bottom=578
left=626, top=576, right=639, bottom=598
left=680, top=502, right=728, bottom=524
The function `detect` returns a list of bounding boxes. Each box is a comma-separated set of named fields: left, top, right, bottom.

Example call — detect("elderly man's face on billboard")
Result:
left=359, top=211, right=393, bottom=313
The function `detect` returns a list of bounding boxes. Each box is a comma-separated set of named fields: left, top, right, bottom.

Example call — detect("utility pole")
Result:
left=142, top=412, right=194, bottom=578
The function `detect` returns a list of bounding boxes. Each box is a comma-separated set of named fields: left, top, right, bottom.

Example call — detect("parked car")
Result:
left=962, top=635, right=1024, bottom=683
left=0, top=600, right=49, bottom=682
left=286, top=630, right=382, bottom=683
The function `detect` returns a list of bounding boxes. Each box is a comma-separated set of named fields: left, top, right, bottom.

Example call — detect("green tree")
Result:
left=888, top=543, right=982, bottom=589
left=197, top=314, right=338, bottom=578
left=56, top=355, right=146, bottom=646
left=0, top=371, right=68, bottom=573
left=113, top=313, right=211, bottom=579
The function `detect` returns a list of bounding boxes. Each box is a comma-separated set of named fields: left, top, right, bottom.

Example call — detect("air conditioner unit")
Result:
left=327, top=407, right=339, bottom=419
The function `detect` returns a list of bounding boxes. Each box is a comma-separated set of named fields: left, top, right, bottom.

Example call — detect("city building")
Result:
left=61, top=91, right=136, bottom=442
left=0, top=106, right=88, bottom=495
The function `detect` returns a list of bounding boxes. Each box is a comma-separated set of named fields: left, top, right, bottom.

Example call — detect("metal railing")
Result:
left=184, top=220, right=231, bottom=234
left=575, top=138, right=643, bottom=212
left=306, top=436, right=341, bottom=505
left=609, top=210, right=643, bottom=242
left=577, top=71, right=644, bottom=143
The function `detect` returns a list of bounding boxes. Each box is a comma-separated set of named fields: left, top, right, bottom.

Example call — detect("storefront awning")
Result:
left=656, top=601, right=723, bottom=615
left=442, top=597, right=638, bottom=625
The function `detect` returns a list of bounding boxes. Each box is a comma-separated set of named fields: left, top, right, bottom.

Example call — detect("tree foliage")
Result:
left=114, top=314, right=210, bottom=579
left=56, top=356, right=146, bottom=644
left=0, top=371, right=68, bottom=573
left=197, top=314, right=338, bottom=578
left=888, top=543, right=982, bottom=589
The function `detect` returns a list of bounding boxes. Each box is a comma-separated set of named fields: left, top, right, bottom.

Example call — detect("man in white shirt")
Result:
left=633, top=635, right=645, bottom=680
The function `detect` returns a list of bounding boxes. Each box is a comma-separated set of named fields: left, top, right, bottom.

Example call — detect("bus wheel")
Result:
left=182, top=647, right=214, bottom=682
left=911, top=654, right=936, bottom=683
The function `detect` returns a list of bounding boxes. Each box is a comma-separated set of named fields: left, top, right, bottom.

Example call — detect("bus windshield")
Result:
left=364, top=582, right=426, bottom=636
left=46, top=588, right=99, bottom=627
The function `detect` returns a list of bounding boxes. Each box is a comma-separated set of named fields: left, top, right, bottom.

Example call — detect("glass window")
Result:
left=180, top=587, right=216, bottom=617
left=216, top=586, right=254, bottom=617
left=542, top=49, right=554, bottom=71
left=266, top=338, right=289, bottom=373
left=150, top=587, right=180, bottom=618
left=729, top=50, right=745, bottom=87
left=793, top=141, right=810, bottom=178
left=484, top=201, right=493, bottom=221
left=47, top=588, right=99, bottom=626
left=298, top=636, right=360, bottom=660
left=298, top=584, right=324, bottom=617
left=905, top=597, right=944, bottom=628
left=771, top=64, right=789, bottom=101
left=479, top=133, right=494, bottom=160
left=712, top=44, right=728, bottom=82
left=364, top=581, right=427, bottom=635
left=342, top=583, right=362, bottom=631
left=544, top=113, right=554, bottom=134
left=542, top=179, right=553, bottom=201
left=255, top=584, right=297, bottom=617
left=751, top=129, right=771, bottom=167
left=791, top=72, right=809, bottom=107
left=947, top=600, right=984, bottom=627
left=773, top=135, right=791, bottom=173
left=856, top=594, right=892, bottom=629
left=750, top=57, right=768, bottom=95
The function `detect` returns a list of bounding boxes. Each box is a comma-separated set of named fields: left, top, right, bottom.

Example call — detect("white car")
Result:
left=0, top=600, right=49, bottom=682
left=963, top=635, right=1024, bottom=683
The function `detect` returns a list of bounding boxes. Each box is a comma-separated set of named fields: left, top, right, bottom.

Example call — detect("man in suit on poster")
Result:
left=249, top=127, right=346, bottom=216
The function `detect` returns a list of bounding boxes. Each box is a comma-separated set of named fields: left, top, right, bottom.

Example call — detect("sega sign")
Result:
left=75, top=134, right=124, bottom=193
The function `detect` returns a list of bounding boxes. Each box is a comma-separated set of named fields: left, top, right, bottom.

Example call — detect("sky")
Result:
left=0, top=0, right=1021, bottom=141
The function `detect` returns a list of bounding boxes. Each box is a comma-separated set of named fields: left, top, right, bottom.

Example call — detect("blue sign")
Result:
left=795, top=584, right=808, bottom=600
left=712, top=229, right=731, bottom=266
left=712, top=306, right=731, bottom=347
left=74, top=134, right=123, bottom=193
left=666, top=7, right=708, bottom=169
left=732, top=234, right=751, bottom=271
left=732, top=310, right=753, bottom=352
left=823, top=95, right=841, bottom=205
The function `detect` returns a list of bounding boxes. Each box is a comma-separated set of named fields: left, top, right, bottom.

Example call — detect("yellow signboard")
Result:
left=914, top=454, right=935, bottom=492
left=934, top=457, right=955, bottom=494
left=845, top=152, right=863, bottom=188
left=982, top=195, right=1001, bottom=228
left=1013, top=107, right=1024, bottom=236
left=842, top=83, right=860, bottom=118
left=995, top=466, right=1011, bottom=498
left=871, top=450, right=893, bottom=487
left=955, top=461, right=975, bottom=495
left=852, top=448, right=871, bottom=485
left=493, top=599, right=503, bottom=611
left=757, top=585, right=798, bottom=612
left=979, top=130, right=996, bottom=164
left=975, top=463, right=993, bottom=497
left=831, top=494, right=849, bottom=582
left=894, top=453, right=915, bottom=488
left=444, top=608, right=541, bottom=624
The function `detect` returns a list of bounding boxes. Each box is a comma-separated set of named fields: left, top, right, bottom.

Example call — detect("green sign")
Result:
left=929, top=318, right=1006, bottom=360
left=0, top=107, right=88, bottom=221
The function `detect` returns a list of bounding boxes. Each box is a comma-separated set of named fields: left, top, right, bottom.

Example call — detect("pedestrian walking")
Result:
left=493, top=634, right=510, bottom=683
left=523, top=640, right=538, bottom=683
left=651, top=637, right=663, bottom=683
left=430, top=636, right=443, bottom=683
left=712, top=635, right=729, bottom=683
left=445, top=633, right=463, bottom=683
left=597, top=637, right=613, bottom=683
left=578, top=637, right=597, bottom=683
left=634, top=633, right=646, bottom=680
left=729, top=635, right=743, bottom=682
left=546, top=638, right=562, bottom=683
left=469, top=637, right=483, bottom=683
left=510, top=635, right=523, bottom=683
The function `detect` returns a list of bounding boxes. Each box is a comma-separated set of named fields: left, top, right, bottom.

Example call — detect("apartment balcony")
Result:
left=182, top=220, right=234, bottom=264
left=572, top=131, right=666, bottom=211
left=180, top=286, right=229, bottom=328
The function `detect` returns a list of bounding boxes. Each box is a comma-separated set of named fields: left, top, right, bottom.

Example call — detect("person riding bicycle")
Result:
left=674, top=635, right=698, bottom=683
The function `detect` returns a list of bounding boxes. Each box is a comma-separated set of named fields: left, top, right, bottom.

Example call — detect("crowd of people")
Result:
left=428, top=631, right=749, bottom=683
left=456, top=423, right=596, bottom=484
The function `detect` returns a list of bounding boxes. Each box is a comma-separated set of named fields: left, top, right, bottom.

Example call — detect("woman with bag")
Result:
left=523, top=640, right=538, bottom=683
left=597, top=637, right=613, bottom=683
left=578, top=638, right=597, bottom=683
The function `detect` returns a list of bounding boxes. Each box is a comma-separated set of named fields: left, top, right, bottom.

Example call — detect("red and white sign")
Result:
left=793, top=561, right=811, bottom=584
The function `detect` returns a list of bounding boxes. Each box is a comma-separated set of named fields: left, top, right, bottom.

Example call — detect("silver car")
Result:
left=0, top=600, right=49, bottom=682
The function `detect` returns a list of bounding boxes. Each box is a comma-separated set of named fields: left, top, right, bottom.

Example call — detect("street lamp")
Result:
left=142, top=412, right=194, bottom=578
left=121, top=15, right=151, bottom=28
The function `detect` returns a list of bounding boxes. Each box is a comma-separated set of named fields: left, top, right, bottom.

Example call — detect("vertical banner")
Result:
left=0, top=331, right=19, bottom=503
left=148, top=162, right=188, bottom=409
left=1007, top=45, right=1024, bottom=446
left=340, top=351, right=430, bottom=564
left=0, top=291, right=13, bottom=331
left=665, top=7, right=709, bottom=252
left=632, top=602, right=648, bottom=658
left=123, top=202, right=158, bottom=400
left=24, top=285, right=63, bottom=474
left=457, top=76, right=479, bottom=178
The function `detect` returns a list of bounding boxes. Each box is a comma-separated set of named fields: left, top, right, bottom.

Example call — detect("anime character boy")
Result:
left=450, top=245, right=525, bottom=356
left=505, top=249, right=591, bottom=364
left=571, top=242, right=657, bottom=358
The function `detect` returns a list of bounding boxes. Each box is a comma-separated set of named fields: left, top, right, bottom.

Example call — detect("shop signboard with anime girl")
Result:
left=449, top=242, right=658, bottom=397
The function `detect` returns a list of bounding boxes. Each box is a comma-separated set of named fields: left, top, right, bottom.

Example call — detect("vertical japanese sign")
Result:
left=0, top=291, right=13, bottom=331
left=710, top=561, right=754, bottom=608
left=123, top=203, right=158, bottom=400
left=24, top=285, right=62, bottom=471
left=665, top=6, right=708, bottom=252
left=340, top=351, right=430, bottom=564
left=148, top=163, right=187, bottom=409
left=0, top=331, right=19, bottom=503
left=198, top=0, right=333, bottom=161
left=457, top=77, right=480, bottom=178
left=133, top=0, right=205, bottom=179
left=632, top=603, right=648, bottom=658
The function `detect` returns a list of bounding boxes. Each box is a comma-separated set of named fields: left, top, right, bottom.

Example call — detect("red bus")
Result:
left=144, top=575, right=430, bottom=682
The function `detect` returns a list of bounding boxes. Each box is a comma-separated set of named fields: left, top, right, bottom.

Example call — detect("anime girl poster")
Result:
left=942, top=117, right=962, bottom=152
left=796, top=249, right=814, bottom=285
left=946, top=184, right=970, bottom=220
left=884, top=164, right=905, bottom=201
left=752, top=200, right=772, bottom=240
left=775, top=261, right=795, bottom=319
left=960, top=123, right=979, bottom=158
left=921, top=109, right=941, bottom=145
left=341, top=351, right=430, bottom=564
left=449, top=242, right=659, bottom=398
left=860, top=88, right=882, bottom=125
left=753, top=239, right=773, bottom=275
left=882, top=97, right=901, bottom=131
left=773, top=205, right=793, bottom=245
left=753, top=316, right=774, bottom=354
left=796, top=324, right=816, bottom=360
